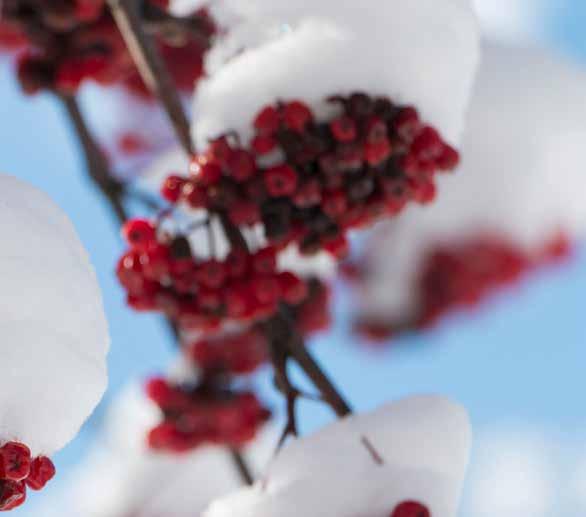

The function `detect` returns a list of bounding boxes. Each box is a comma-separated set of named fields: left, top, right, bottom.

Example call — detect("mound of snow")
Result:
left=0, top=173, right=109, bottom=456
left=191, top=0, right=480, bottom=149
left=205, top=395, right=471, bottom=517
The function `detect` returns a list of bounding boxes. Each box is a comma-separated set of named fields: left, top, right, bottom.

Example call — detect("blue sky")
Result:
left=1, top=3, right=586, bottom=514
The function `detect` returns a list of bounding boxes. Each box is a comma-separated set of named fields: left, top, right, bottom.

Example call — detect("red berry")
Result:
left=208, top=137, right=234, bottom=168
left=195, top=260, right=227, bottom=290
left=330, top=117, right=357, bottom=142
left=198, top=288, right=223, bottom=312
left=161, top=175, right=187, bottom=203
left=122, top=219, right=157, bottom=251
left=181, top=181, right=208, bottom=209
left=394, top=107, right=421, bottom=141
left=322, top=189, right=347, bottom=218
left=254, top=105, right=281, bottom=135
left=225, top=249, right=251, bottom=278
left=227, top=150, right=256, bottom=182
left=0, top=443, right=31, bottom=482
left=0, top=480, right=26, bottom=511
left=224, top=284, right=253, bottom=318
left=251, top=135, right=278, bottom=155
left=229, top=200, right=261, bottom=226
left=278, top=272, right=308, bottom=305
left=323, top=235, right=349, bottom=259
left=390, top=501, right=430, bottom=517
left=264, top=165, right=298, bottom=197
left=250, top=274, right=281, bottom=305
left=364, top=139, right=392, bottom=166
left=190, top=156, right=222, bottom=185
left=365, top=116, right=388, bottom=143
left=252, top=247, right=277, bottom=274
left=437, top=144, right=460, bottom=170
left=293, top=179, right=322, bottom=208
left=412, top=126, right=443, bottom=161
left=25, top=457, right=55, bottom=491
left=283, top=101, right=313, bottom=132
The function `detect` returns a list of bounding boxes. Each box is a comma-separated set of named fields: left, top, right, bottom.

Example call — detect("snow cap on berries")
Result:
left=0, top=174, right=109, bottom=457
left=191, top=0, right=480, bottom=149
left=204, top=395, right=471, bottom=517
left=356, top=44, right=586, bottom=326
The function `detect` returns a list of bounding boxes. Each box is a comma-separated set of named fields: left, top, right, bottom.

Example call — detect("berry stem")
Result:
left=60, top=94, right=128, bottom=224
left=108, top=0, right=194, bottom=156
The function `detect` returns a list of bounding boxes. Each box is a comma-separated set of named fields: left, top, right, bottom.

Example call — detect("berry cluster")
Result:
left=188, top=278, right=331, bottom=374
left=165, top=93, right=458, bottom=257
left=117, top=218, right=313, bottom=332
left=1, top=0, right=213, bottom=96
left=146, top=376, right=270, bottom=453
left=354, top=233, right=572, bottom=341
left=0, top=442, right=55, bottom=511
left=390, top=501, right=430, bottom=517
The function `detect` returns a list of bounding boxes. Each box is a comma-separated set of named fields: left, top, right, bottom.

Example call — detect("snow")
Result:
left=205, top=395, right=471, bottom=517
left=359, top=44, right=586, bottom=322
left=0, top=173, right=109, bottom=457
left=67, top=383, right=277, bottom=517
left=191, top=0, right=480, bottom=149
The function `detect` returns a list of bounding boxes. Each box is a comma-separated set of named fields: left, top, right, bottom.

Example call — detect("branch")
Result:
left=229, top=448, right=254, bottom=485
left=60, top=95, right=128, bottom=224
left=108, top=0, right=195, bottom=156
left=280, top=312, right=352, bottom=418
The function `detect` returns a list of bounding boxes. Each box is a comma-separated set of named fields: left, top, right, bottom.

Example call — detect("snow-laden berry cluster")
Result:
left=0, top=174, right=109, bottom=510
left=117, top=217, right=324, bottom=331
left=204, top=395, right=471, bottom=517
left=165, top=0, right=481, bottom=256
left=168, top=95, right=458, bottom=257
left=349, top=44, right=586, bottom=340
left=0, top=0, right=213, bottom=96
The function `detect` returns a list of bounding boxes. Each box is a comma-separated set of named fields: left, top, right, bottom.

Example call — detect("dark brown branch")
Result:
left=60, top=94, right=128, bottom=224
left=229, top=448, right=254, bottom=485
left=108, top=0, right=195, bottom=156
left=285, top=326, right=352, bottom=418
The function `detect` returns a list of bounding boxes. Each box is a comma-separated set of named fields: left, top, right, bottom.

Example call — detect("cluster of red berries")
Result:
left=188, top=278, right=331, bottom=374
left=117, top=218, right=313, bottom=332
left=354, top=233, right=572, bottom=341
left=162, top=93, right=458, bottom=257
left=0, top=442, right=55, bottom=511
left=145, top=376, right=270, bottom=453
left=390, top=501, right=430, bottom=517
left=0, top=0, right=213, bottom=96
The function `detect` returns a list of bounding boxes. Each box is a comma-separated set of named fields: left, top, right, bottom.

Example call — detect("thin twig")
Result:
left=108, top=0, right=194, bottom=156
left=60, top=94, right=128, bottom=224
left=229, top=448, right=254, bottom=485
left=361, top=436, right=384, bottom=466
left=284, top=325, right=352, bottom=418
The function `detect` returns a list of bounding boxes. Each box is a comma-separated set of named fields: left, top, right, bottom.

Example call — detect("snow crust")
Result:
left=205, top=395, right=471, bottom=517
left=359, top=44, right=586, bottom=322
left=0, top=174, right=109, bottom=456
left=191, top=0, right=480, bottom=149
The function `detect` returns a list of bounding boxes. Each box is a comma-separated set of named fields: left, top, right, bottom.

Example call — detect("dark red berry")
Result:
left=283, top=101, right=312, bottom=132
left=330, top=116, right=357, bottom=142
left=390, top=501, right=430, bottom=517
left=254, top=105, right=281, bottom=135
left=190, top=156, right=223, bottom=185
left=0, top=480, right=26, bottom=511
left=25, top=457, right=55, bottom=491
left=161, top=175, right=187, bottom=204
left=122, top=219, right=157, bottom=251
left=264, top=165, right=298, bottom=197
